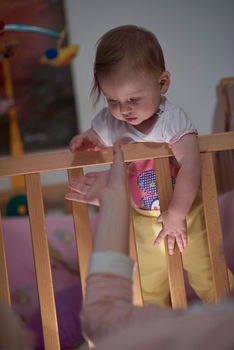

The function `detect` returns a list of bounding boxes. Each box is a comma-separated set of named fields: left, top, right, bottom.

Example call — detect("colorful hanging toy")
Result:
left=0, top=21, right=79, bottom=215
left=0, top=20, right=79, bottom=66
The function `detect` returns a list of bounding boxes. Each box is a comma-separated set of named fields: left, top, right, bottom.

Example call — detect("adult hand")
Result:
left=65, top=142, right=127, bottom=206
left=65, top=170, right=110, bottom=206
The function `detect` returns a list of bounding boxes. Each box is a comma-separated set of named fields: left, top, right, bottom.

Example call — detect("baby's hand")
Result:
left=154, top=210, right=187, bottom=255
left=70, top=128, right=106, bottom=152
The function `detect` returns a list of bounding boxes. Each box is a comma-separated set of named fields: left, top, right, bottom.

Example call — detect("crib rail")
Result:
left=0, top=131, right=234, bottom=350
left=0, top=132, right=234, bottom=178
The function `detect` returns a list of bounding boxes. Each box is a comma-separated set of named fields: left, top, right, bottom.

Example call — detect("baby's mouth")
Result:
left=126, top=117, right=137, bottom=122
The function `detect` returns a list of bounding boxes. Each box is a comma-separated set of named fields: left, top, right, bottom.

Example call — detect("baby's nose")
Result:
left=120, top=102, right=131, bottom=115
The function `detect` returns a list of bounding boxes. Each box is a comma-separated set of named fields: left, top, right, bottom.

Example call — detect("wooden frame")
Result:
left=0, top=131, right=234, bottom=349
left=215, top=78, right=234, bottom=193
left=219, top=77, right=234, bottom=132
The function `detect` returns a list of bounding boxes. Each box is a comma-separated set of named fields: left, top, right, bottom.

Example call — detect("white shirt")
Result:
left=91, top=96, right=197, bottom=146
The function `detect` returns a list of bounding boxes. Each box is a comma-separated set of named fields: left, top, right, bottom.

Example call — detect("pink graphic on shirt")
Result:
left=128, top=159, right=178, bottom=210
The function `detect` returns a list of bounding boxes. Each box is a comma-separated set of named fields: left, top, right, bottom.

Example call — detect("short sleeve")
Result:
left=163, top=107, right=198, bottom=145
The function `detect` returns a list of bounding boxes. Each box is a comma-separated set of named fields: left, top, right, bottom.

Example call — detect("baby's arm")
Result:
left=70, top=128, right=106, bottom=152
left=66, top=128, right=108, bottom=204
left=168, top=133, right=201, bottom=218
left=155, top=133, right=201, bottom=254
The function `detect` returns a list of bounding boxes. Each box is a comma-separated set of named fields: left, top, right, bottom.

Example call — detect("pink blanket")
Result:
left=3, top=214, right=97, bottom=348
left=2, top=190, right=234, bottom=348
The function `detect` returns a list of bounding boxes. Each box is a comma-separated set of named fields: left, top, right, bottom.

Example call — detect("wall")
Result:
left=1, top=0, right=234, bottom=192
left=64, top=0, right=234, bottom=134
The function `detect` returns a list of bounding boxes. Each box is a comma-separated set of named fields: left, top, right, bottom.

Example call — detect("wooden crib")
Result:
left=0, top=131, right=234, bottom=350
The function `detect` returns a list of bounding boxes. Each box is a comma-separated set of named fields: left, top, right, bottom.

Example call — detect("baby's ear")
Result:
left=159, top=71, right=170, bottom=94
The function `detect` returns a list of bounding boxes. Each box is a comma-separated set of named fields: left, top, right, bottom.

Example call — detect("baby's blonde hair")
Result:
left=91, top=25, right=166, bottom=104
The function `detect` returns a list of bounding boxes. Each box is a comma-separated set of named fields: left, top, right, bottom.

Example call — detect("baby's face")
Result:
left=99, top=71, right=168, bottom=130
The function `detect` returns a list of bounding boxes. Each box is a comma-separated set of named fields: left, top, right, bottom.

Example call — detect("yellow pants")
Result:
left=132, top=193, right=233, bottom=307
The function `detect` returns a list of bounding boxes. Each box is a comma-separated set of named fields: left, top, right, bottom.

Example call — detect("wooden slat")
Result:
left=129, top=216, right=143, bottom=306
left=156, top=158, right=187, bottom=309
left=68, top=168, right=93, bottom=297
left=201, top=153, right=230, bottom=300
left=1, top=132, right=234, bottom=178
left=0, top=211, right=11, bottom=305
left=2, top=58, right=25, bottom=189
left=219, top=77, right=234, bottom=132
left=198, top=131, right=234, bottom=152
left=215, top=150, right=234, bottom=193
left=25, top=173, right=60, bottom=350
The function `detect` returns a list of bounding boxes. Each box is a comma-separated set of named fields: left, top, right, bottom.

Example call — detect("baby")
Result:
left=66, top=25, right=233, bottom=307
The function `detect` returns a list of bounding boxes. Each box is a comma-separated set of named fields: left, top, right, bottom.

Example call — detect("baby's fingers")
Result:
left=70, top=136, right=83, bottom=152
left=182, top=231, right=188, bottom=247
left=167, top=236, right=176, bottom=255
left=176, top=230, right=187, bottom=252
left=173, top=231, right=187, bottom=253
left=92, top=142, right=106, bottom=151
left=154, top=228, right=166, bottom=246
left=174, top=235, right=185, bottom=253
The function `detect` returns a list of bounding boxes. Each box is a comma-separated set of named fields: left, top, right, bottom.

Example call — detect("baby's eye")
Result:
left=129, top=98, right=141, bottom=104
left=107, top=99, right=118, bottom=105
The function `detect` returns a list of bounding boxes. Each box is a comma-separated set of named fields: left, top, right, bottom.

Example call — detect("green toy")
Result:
left=6, top=193, right=28, bottom=216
